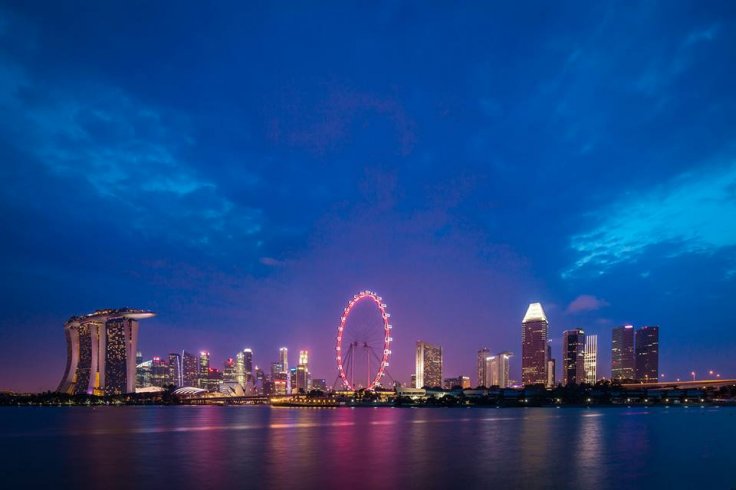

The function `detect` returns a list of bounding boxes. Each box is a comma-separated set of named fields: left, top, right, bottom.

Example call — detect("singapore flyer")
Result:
left=335, top=290, right=393, bottom=390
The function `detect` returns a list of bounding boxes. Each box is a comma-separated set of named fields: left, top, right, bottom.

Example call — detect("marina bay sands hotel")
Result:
left=57, top=308, right=155, bottom=395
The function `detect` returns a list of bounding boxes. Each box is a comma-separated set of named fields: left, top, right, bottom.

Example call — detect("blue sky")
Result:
left=1, top=1, right=735, bottom=391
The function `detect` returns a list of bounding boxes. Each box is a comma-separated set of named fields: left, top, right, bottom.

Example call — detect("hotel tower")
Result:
left=57, top=308, right=155, bottom=395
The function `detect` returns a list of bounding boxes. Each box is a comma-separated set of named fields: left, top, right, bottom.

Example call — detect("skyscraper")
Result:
left=279, top=347, right=290, bottom=393
left=198, top=352, right=210, bottom=389
left=611, top=325, right=635, bottom=381
left=182, top=351, right=198, bottom=387
left=521, top=303, right=548, bottom=386
left=415, top=341, right=443, bottom=388
left=584, top=335, right=598, bottom=384
left=547, top=341, right=556, bottom=388
left=243, top=348, right=254, bottom=385
left=477, top=347, right=490, bottom=387
left=168, top=352, right=182, bottom=387
left=223, top=357, right=236, bottom=383
left=57, top=308, right=155, bottom=395
left=562, top=329, right=586, bottom=385
left=635, top=326, right=659, bottom=382
left=296, top=350, right=310, bottom=393
left=487, top=352, right=512, bottom=388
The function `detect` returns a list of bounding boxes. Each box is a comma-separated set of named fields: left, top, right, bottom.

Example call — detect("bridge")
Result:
left=620, top=379, right=736, bottom=390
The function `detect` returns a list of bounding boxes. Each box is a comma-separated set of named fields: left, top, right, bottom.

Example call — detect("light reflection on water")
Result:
left=0, top=406, right=734, bottom=489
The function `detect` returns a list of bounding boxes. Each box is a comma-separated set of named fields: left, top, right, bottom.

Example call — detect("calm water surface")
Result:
left=1, top=406, right=734, bottom=489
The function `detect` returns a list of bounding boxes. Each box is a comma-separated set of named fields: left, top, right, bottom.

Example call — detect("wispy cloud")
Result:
left=0, top=56, right=262, bottom=252
left=564, top=162, right=736, bottom=277
left=566, top=294, right=609, bottom=314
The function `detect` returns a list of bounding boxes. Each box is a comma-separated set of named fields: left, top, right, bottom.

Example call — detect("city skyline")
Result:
left=2, top=3, right=736, bottom=392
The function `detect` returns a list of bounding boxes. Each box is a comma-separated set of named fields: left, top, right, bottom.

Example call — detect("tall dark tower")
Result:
left=57, top=308, right=155, bottom=395
left=521, top=303, right=548, bottom=386
left=611, top=325, right=635, bottom=381
left=635, top=326, right=659, bottom=382
left=562, top=328, right=586, bottom=385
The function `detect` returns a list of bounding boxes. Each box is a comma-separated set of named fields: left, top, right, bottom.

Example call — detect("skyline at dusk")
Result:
left=2, top=2, right=736, bottom=392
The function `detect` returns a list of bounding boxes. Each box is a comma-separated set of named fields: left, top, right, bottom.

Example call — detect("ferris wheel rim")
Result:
left=335, top=290, right=392, bottom=390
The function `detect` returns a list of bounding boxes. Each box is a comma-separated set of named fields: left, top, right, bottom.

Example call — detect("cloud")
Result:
left=564, top=162, right=736, bottom=277
left=566, top=294, right=609, bottom=314
left=0, top=55, right=263, bottom=254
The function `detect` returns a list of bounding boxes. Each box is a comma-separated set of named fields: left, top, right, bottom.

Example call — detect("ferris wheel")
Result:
left=335, top=290, right=393, bottom=390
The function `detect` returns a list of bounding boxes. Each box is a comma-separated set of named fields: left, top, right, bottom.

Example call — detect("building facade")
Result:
left=57, top=308, right=155, bottom=395
left=477, top=347, right=490, bottom=388
left=584, top=335, right=598, bottom=384
left=635, top=326, right=659, bottom=382
left=182, top=351, right=198, bottom=387
left=562, top=329, right=586, bottom=385
left=415, top=341, right=443, bottom=388
left=487, top=352, right=512, bottom=388
left=521, top=303, right=548, bottom=386
left=611, top=325, right=635, bottom=381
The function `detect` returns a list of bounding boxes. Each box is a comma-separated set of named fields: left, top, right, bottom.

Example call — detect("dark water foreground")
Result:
left=0, top=406, right=733, bottom=489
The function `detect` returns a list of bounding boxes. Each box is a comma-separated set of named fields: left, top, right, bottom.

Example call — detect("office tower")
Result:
left=182, top=351, right=198, bottom=387
left=136, top=351, right=143, bottom=365
left=168, top=353, right=182, bottom=387
left=584, top=335, right=598, bottom=384
left=547, top=342, right=556, bottom=388
left=236, top=351, right=245, bottom=386
left=521, top=303, right=548, bottom=386
left=150, top=356, right=169, bottom=387
left=279, top=347, right=290, bottom=393
left=198, top=352, right=210, bottom=389
left=206, top=368, right=223, bottom=392
left=635, top=326, right=659, bottom=382
left=562, top=329, right=586, bottom=385
left=459, top=376, right=471, bottom=389
left=443, top=377, right=459, bottom=389
left=477, top=348, right=490, bottom=387
left=223, top=357, right=236, bottom=383
left=243, top=348, right=254, bottom=385
left=136, top=359, right=151, bottom=388
left=289, top=367, right=297, bottom=394
left=296, top=350, right=309, bottom=393
left=296, top=365, right=308, bottom=393
left=487, top=352, right=512, bottom=388
left=611, top=325, right=635, bottom=381
left=410, top=373, right=417, bottom=389
left=57, top=308, right=155, bottom=395
left=255, top=367, right=265, bottom=394
left=416, top=341, right=443, bottom=388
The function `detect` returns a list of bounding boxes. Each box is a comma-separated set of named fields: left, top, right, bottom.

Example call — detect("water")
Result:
left=1, top=406, right=734, bottom=489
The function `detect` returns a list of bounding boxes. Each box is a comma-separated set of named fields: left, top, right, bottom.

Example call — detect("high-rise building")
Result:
left=198, top=352, right=210, bottom=389
left=521, top=303, right=548, bottom=386
left=611, top=325, right=635, bottom=381
left=477, top=348, right=490, bottom=387
left=168, top=352, right=182, bottom=387
left=584, top=335, right=598, bottom=384
left=236, top=351, right=246, bottom=386
left=223, top=357, right=237, bottom=383
left=182, top=351, right=198, bottom=387
left=635, top=326, right=659, bottom=382
left=486, top=352, right=512, bottom=388
left=296, top=350, right=310, bottom=393
left=254, top=366, right=265, bottom=394
left=410, top=373, right=417, bottom=389
left=546, top=342, right=556, bottom=388
left=150, top=356, right=168, bottom=387
left=562, top=329, right=586, bottom=385
left=243, top=348, right=254, bottom=385
left=57, top=308, right=155, bottom=395
left=415, top=341, right=443, bottom=388
left=279, top=347, right=290, bottom=393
